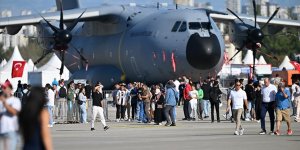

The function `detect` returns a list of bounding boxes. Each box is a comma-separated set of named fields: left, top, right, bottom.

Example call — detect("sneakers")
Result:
left=274, top=130, right=280, bottom=136
left=287, top=129, right=293, bottom=135
left=170, top=123, right=176, bottom=126
left=269, top=131, right=275, bottom=135
left=234, top=130, right=239, bottom=135
left=259, top=130, right=266, bottom=135
left=165, top=123, right=171, bottom=126
left=245, top=118, right=251, bottom=121
left=116, top=119, right=120, bottom=122
left=239, top=128, right=244, bottom=135
left=222, top=114, right=227, bottom=120
left=48, top=124, right=53, bottom=128
left=104, top=126, right=110, bottom=131
left=91, top=128, right=95, bottom=131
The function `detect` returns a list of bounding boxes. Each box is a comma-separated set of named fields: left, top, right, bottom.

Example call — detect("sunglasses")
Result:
left=235, top=84, right=241, bottom=86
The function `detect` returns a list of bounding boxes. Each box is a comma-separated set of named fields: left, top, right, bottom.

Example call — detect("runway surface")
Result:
left=51, top=107, right=300, bottom=150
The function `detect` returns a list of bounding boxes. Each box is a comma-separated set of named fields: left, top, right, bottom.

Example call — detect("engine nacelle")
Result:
left=228, top=19, right=258, bottom=49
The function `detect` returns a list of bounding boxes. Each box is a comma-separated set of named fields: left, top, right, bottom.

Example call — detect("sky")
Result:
left=0, top=0, right=300, bottom=16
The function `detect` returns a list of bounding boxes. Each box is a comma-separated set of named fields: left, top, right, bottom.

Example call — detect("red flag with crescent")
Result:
left=290, top=61, right=300, bottom=72
left=171, top=51, right=176, bottom=72
left=12, top=61, right=26, bottom=78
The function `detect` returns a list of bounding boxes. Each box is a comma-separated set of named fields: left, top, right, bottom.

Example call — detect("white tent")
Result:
left=0, top=59, right=7, bottom=67
left=27, top=59, right=37, bottom=72
left=279, top=56, right=294, bottom=70
left=243, top=50, right=258, bottom=65
left=0, top=46, right=28, bottom=89
left=258, top=55, right=267, bottom=64
left=29, top=54, right=70, bottom=86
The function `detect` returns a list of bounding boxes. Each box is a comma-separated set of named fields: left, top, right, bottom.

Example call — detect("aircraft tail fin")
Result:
left=56, top=0, right=80, bottom=11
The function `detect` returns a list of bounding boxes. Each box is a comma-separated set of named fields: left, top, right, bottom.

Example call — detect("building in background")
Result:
left=174, top=0, right=195, bottom=7
left=226, top=0, right=241, bottom=14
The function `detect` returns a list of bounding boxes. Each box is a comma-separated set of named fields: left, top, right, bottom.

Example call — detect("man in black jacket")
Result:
left=201, top=79, right=211, bottom=118
left=245, top=79, right=255, bottom=121
left=209, top=81, right=222, bottom=123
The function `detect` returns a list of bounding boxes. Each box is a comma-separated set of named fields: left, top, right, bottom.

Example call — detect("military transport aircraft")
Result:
left=0, top=0, right=300, bottom=87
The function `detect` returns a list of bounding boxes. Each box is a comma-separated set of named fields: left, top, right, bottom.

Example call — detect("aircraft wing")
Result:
left=0, top=5, right=125, bottom=28
left=211, top=14, right=300, bottom=28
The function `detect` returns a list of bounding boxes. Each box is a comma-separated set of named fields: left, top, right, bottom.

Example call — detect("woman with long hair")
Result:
left=78, top=87, right=87, bottom=123
left=19, top=87, right=53, bottom=150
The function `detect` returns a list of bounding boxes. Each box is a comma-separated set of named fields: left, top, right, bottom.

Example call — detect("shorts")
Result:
left=276, top=109, right=291, bottom=122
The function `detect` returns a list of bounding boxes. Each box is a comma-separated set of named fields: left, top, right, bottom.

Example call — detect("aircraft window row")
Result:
left=171, top=21, right=182, bottom=32
left=189, top=22, right=212, bottom=30
left=171, top=21, right=187, bottom=32
left=178, top=22, right=187, bottom=32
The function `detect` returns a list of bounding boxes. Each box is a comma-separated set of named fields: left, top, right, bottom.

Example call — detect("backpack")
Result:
left=58, top=86, right=67, bottom=98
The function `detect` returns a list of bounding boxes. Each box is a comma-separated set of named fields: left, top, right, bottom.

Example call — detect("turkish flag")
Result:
left=11, top=61, right=26, bottom=78
left=290, top=61, right=300, bottom=72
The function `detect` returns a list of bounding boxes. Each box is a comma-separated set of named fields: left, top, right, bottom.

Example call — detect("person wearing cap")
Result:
left=91, top=83, right=109, bottom=131
left=0, top=80, right=22, bottom=150
left=274, top=82, right=293, bottom=135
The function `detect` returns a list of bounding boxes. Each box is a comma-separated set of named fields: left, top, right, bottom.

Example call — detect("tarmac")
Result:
left=50, top=107, right=300, bottom=150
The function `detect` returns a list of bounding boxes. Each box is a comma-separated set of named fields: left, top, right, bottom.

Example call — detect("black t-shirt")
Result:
left=130, top=88, right=138, bottom=104
left=85, top=85, right=92, bottom=99
left=92, top=91, right=103, bottom=107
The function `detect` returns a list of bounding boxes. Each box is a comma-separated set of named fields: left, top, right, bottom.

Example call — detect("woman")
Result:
left=67, top=81, right=76, bottom=123
left=78, top=87, right=87, bottom=123
left=189, top=85, right=198, bottom=121
left=19, top=87, right=53, bottom=150
left=254, top=82, right=262, bottom=122
left=154, top=86, right=164, bottom=125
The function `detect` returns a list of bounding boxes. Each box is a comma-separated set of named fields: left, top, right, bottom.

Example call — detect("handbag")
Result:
left=77, top=100, right=83, bottom=105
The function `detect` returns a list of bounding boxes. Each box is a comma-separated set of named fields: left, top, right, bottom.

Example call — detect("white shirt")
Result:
left=189, top=90, right=198, bottom=100
left=229, top=89, right=247, bottom=109
left=47, top=89, right=55, bottom=107
left=174, top=80, right=180, bottom=92
left=116, top=90, right=128, bottom=106
left=291, top=84, right=298, bottom=101
left=261, top=84, right=277, bottom=103
left=0, top=96, right=21, bottom=134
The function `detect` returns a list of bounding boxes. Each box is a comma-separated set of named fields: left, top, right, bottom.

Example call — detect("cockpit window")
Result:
left=171, top=21, right=181, bottom=32
left=178, top=21, right=187, bottom=32
left=189, top=22, right=212, bottom=30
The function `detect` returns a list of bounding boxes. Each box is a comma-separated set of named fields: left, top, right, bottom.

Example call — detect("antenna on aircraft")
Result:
left=176, top=4, right=178, bottom=9
left=157, top=2, right=160, bottom=9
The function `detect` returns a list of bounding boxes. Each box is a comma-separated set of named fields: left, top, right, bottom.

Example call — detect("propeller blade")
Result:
left=229, top=49, right=243, bottom=61
left=261, top=7, right=280, bottom=30
left=39, top=14, right=59, bottom=33
left=227, top=8, right=246, bottom=25
left=260, top=42, right=279, bottom=60
left=59, top=0, right=64, bottom=30
left=252, top=0, right=257, bottom=28
left=70, top=44, right=89, bottom=71
left=252, top=44, right=257, bottom=76
left=59, top=51, right=65, bottom=75
left=34, top=50, right=53, bottom=65
left=67, top=9, right=86, bottom=32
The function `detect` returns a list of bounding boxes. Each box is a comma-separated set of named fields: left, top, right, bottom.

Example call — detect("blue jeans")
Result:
left=67, top=101, right=73, bottom=121
left=1, top=131, right=19, bottom=150
left=203, top=100, right=210, bottom=116
left=260, top=102, right=275, bottom=132
left=47, top=106, right=53, bottom=125
left=246, top=101, right=252, bottom=119
left=79, top=103, right=87, bottom=123
left=136, top=100, right=146, bottom=122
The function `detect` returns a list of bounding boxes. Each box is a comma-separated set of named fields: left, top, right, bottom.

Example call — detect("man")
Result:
left=164, top=81, right=179, bottom=126
left=183, top=79, right=192, bottom=120
left=67, top=81, right=76, bottom=123
left=260, top=78, right=277, bottom=135
left=57, top=79, right=67, bottom=120
left=45, top=84, right=55, bottom=127
left=178, top=78, right=185, bottom=107
left=209, top=81, right=222, bottom=123
left=85, top=80, right=92, bottom=103
left=291, top=79, right=299, bottom=117
left=0, top=80, right=22, bottom=150
left=130, top=83, right=138, bottom=120
left=141, top=84, right=152, bottom=123
left=244, top=79, right=255, bottom=121
left=136, top=83, right=145, bottom=123
left=202, top=79, right=211, bottom=118
left=91, top=83, right=109, bottom=131
left=227, top=81, right=248, bottom=135
left=273, top=83, right=293, bottom=135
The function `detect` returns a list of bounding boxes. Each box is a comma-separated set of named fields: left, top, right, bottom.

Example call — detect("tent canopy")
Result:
left=243, top=50, right=258, bottom=65
left=279, top=56, right=294, bottom=70
left=258, top=55, right=267, bottom=65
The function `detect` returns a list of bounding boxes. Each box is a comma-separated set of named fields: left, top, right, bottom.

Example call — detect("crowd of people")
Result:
left=0, top=74, right=300, bottom=149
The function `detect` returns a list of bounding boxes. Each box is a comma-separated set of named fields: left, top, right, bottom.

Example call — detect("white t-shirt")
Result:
left=0, top=96, right=21, bottom=134
left=291, top=84, right=298, bottom=101
left=174, top=80, right=180, bottom=92
left=261, top=84, right=277, bottom=103
left=189, top=90, right=198, bottom=100
left=229, top=89, right=247, bottom=109
left=47, top=89, right=55, bottom=107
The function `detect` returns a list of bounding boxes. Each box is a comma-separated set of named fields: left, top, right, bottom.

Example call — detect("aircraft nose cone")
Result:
left=186, top=33, right=221, bottom=70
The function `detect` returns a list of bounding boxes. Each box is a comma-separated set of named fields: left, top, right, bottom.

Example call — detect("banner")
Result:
left=290, top=61, right=300, bottom=72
